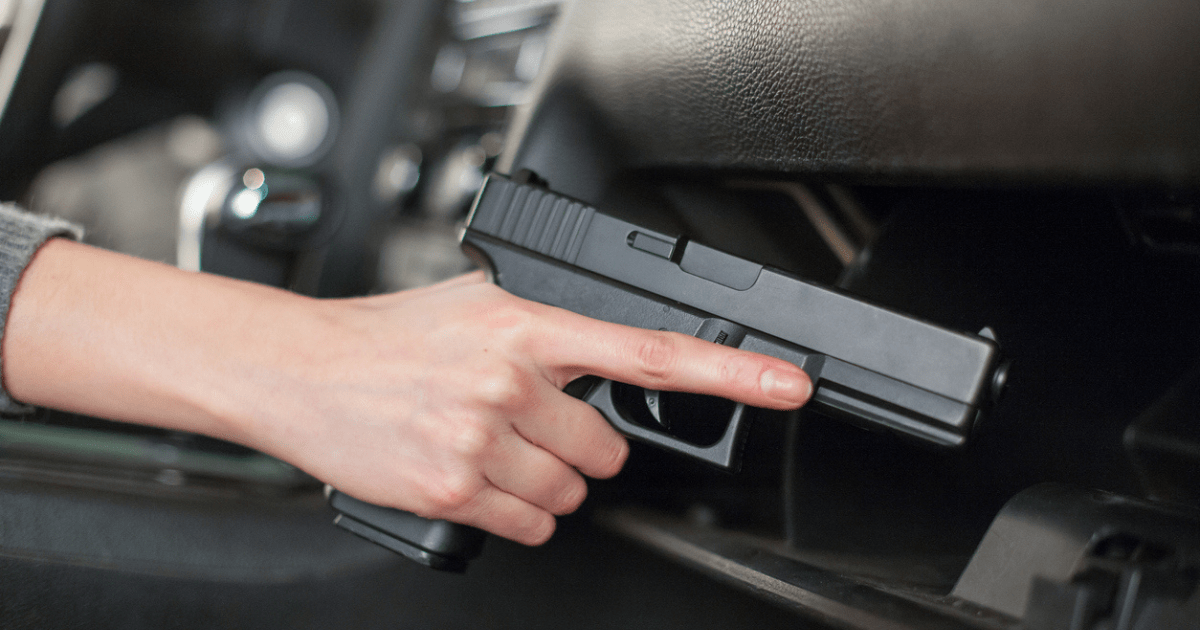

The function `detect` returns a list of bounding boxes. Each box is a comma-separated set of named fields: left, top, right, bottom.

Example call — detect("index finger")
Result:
left=540, top=310, right=812, bottom=410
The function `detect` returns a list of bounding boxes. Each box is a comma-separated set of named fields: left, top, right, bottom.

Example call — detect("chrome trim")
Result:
left=177, top=161, right=235, bottom=271
left=453, top=0, right=559, bottom=41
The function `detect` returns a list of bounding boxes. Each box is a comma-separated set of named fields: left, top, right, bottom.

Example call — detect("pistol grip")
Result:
left=583, top=379, right=751, bottom=470
left=328, top=489, right=486, bottom=572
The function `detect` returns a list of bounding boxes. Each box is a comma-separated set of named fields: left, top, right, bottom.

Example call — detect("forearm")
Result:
left=2, top=238, right=316, bottom=445
left=1, top=237, right=811, bottom=545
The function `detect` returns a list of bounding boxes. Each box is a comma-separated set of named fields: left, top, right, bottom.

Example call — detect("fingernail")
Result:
left=760, top=369, right=812, bottom=405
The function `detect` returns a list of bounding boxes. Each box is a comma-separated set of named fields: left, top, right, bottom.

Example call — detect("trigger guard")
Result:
left=582, top=380, right=749, bottom=471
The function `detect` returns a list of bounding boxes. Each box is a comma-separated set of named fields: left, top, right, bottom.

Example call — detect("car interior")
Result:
left=1, top=0, right=1197, bottom=628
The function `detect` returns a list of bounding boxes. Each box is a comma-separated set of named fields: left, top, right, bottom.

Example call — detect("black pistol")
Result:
left=329, top=172, right=1007, bottom=570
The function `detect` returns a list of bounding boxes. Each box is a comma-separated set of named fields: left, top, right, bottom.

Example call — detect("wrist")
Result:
left=196, top=293, right=348, bottom=460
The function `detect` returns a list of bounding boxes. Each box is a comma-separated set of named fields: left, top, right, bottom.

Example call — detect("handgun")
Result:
left=329, top=172, right=1008, bottom=570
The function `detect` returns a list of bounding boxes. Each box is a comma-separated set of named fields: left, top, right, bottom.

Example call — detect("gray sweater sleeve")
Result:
left=0, top=203, right=84, bottom=414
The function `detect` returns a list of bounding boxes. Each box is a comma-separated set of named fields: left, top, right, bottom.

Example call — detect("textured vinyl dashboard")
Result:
left=507, top=0, right=1200, bottom=185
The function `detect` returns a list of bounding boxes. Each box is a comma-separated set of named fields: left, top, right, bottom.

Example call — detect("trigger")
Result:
left=644, top=389, right=667, bottom=429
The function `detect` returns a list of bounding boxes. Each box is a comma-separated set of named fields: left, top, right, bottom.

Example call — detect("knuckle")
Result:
left=521, top=513, right=556, bottom=546
left=592, top=437, right=629, bottom=479
left=719, top=355, right=758, bottom=390
left=554, top=478, right=588, bottom=515
left=450, top=419, right=493, bottom=459
left=632, top=332, right=678, bottom=384
left=475, top=364, right=528, bottom=409
left=425, top=471, right=478, bottom=514
left=484, top=301, right=538, bottom=342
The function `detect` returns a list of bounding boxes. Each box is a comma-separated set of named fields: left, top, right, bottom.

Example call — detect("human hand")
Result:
left=236, top=272, right=812, bottom=545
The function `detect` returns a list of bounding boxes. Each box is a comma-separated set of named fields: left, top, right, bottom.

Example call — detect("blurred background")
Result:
left=4, top=0, right=559, bottom=295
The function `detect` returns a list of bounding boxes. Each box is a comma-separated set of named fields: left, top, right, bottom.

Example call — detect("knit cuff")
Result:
left=0, top=204, right=84, bottom=415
